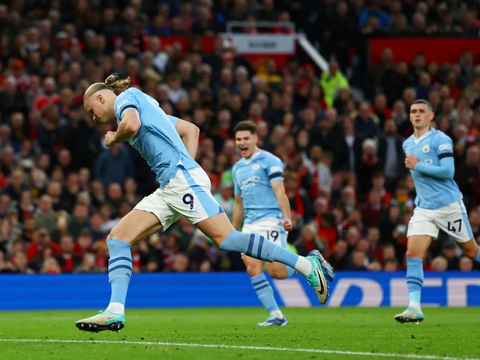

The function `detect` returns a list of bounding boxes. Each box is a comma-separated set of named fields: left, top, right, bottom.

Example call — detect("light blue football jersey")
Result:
left=232, top=150, right=284, bottom=224
left=114, top=88, right=199, bottom=188
left=403, top=128, right=462, bottom=210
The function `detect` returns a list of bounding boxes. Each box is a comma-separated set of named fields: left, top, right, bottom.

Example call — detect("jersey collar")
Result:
left=243, top=149, right=261, bottom=164
left=413, top=128, right=433, bottom=144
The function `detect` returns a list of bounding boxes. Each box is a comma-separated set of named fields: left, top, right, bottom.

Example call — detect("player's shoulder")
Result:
left=116, top=87, right=139, bottom=100
left=432, top=129, right=452, bottom=143
left=114, top=88, right=140, bottom=110
left=403, top=135, right=415, bottom=149
left=258, top=149, right=281, bottom=164
left=431, top=129, right=454, bottom=153
left=232, top=158, right=245, bottom=171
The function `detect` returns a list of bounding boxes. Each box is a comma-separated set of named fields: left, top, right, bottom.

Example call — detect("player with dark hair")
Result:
left=232, top=120, right=334, bottom=326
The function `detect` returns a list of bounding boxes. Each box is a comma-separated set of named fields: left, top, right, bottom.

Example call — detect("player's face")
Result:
left=235, top=130, right=258, bottom=158
left=409, top=103, right=434, bottom=130
left=84, top=92, right=115, bottom=123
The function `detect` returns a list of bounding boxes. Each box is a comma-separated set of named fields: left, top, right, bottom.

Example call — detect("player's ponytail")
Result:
left=83, top=74, right=131, bottom=104
left=105, top=74, right=131, bottom=95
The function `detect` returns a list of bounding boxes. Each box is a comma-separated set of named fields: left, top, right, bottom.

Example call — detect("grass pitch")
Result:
left=1, top=307, right=479, bottom=360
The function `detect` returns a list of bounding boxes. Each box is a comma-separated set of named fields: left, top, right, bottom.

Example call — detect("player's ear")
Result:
left=429, top=111, right=434, bottom=120
left=97, top=94, right=104, bottom=104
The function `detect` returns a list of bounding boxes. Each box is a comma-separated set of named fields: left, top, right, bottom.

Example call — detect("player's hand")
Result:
left=104, top=131, right=117, bottom=147
left=405, top=154, right=419, bottom=170
left=282, top=218, right=293, bottom=231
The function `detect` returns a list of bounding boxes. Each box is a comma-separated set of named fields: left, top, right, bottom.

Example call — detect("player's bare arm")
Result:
left=106, top=109, right=141, bottom=147
left=271, top=180, right=292, bottom=231
left=232, top=194, right=244, bottom=231
left=176, top=118, right=200, bottom=158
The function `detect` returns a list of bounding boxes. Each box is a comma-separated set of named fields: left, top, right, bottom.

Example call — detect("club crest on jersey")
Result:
left=422, top=144, right=430, bottom=153
left=252, top=164, right=260, bottom=170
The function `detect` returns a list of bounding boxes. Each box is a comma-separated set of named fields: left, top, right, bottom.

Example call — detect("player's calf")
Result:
left=457, top=239, right=480, bottom=260
left=267, top=263, right=288, bottom=280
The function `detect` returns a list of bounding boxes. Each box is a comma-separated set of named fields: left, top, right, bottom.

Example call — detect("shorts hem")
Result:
left=133, top=207, right=169, bottom=231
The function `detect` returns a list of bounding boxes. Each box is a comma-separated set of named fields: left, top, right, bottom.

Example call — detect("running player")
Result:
left=76, top=74, right=330, bottom=332
left=395, top=99, right=480, bottom=324
left=232, top=121, right=334, bottom=326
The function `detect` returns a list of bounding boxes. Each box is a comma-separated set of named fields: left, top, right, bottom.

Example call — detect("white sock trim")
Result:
left=270, top=310, right=284, bottom=319
left=294, top=257, right=313, bottom=276
left=106, top=302, right=125, bottom=314
left=408, top=301, right=421, bottom=311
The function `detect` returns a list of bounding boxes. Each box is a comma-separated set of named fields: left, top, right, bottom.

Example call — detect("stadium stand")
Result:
left=0, top=0, right=480, bottom=275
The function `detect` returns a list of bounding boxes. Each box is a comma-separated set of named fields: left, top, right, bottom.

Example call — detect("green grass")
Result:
left=1, top=308, right=480, bottom=360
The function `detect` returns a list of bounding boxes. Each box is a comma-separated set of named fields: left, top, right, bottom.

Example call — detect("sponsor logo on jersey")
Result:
left=238, top=176, right=261, bottom=189
left=252, top=164, right=260, bottom=170
left=421, top=159, right=433, bottom=165
left=116, top=99, right=129, bottom=114
left=439, top=144, right=452, bottom=151
left=422, top=144, right=430, bottom=153
left=269, top=166, right=282, bottom=173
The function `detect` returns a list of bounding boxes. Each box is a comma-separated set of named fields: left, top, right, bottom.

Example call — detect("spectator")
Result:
left=0, top=0, right=479, bottom=275
left=94, top=144, right=135, bottom=188
left=56, top=234, right=82, bottom=273
left=26, top=228, right=60, bottom=264
left=345, top=250, right=368, bottom=271
left=320, top=60, right=349, bottom=108
left=33, top=194, right=56, bottom=233
left=359, top=0, right=392, bottom=28
left=293, top=223, right=327, bottom=257
left=378, top=119, right=406, bottom=190
left=305, top=145, right=332, bottom=196
left=68, top=204, right=90, bottom=239
left=73, top=252, right=104, bottom=273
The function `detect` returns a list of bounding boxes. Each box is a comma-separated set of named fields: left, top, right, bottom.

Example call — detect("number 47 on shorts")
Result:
left=447, top=219, right=462, bottom=233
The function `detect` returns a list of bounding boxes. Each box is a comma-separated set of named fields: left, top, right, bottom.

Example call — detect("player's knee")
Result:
left=108, top=228, right=132, bottom=244
left=464, top=247, right=479, bottom=259
left=405, top=248, right=422, bottom=259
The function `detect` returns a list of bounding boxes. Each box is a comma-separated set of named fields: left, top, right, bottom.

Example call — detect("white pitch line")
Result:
left=0, top=339, right=478, bottom=360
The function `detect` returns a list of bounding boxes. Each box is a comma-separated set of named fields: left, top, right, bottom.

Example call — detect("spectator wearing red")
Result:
left=370, top=94, right=392, bottom=128
left=318, top=212, right=338, bottom=255
left=341, top=209, right=365, bottom=237
left=56, top=234, right=82, bottom=273
left=285, top=171, right=312, bottom=225
left=26, top=228, right=61, bottom=261
left=33, top=77, right=60, bottom=113
left=362, top=189, right=385, bottom=228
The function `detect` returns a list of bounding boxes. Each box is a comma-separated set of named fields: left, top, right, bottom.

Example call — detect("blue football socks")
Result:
left=406, top=257, right=423, bottom=310
left=107, top=238, right=132, bottom=309
left=251, top=273, right=279, bottom=314
left=219, top=230, right=299, bottom=268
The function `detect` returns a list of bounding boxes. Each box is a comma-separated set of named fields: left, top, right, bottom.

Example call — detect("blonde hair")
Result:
left=83, top=74, right=131, bottom=104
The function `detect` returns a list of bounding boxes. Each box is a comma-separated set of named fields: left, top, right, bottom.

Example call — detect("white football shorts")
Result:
left=407, top=200, right=473, bottom=243
left=242, top=218, right=287, bottom=248
left=134, top=166, right=223, bottom=231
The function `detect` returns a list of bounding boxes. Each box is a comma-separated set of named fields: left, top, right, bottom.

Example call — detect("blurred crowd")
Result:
left=0, top=0, right=480, bottom=275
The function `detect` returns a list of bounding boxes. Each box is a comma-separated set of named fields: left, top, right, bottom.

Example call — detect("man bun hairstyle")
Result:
left=234, top=120, right=257, bottom=135
left=105, top=73, right=131, bottom=95
left=83, top=73, right=131, bottom=104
